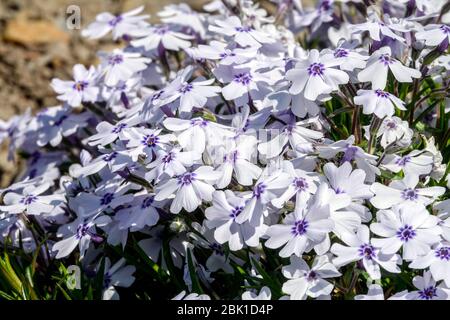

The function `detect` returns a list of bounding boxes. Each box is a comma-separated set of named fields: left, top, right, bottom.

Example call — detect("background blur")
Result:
left=0, top=0, right=211, bottom=185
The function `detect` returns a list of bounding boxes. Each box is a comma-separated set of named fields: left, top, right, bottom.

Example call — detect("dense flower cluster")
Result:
left=1, top=0, right=450, bottom=300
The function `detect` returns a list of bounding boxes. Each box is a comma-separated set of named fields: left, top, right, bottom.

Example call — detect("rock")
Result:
left=3, top=17, right=70, bottom=45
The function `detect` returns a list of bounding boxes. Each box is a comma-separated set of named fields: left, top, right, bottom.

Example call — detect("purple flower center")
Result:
left=358, top=243, right=376, bottom=260
left=292, top=219, right=309, bottom=236
left=190, top=119, right=208, bottom=127
left=435, top=247, right=450, bottom=261
left=401, top=188, right=418, bottom=201
left=253, top=182, right=266, bottom=199
left=100, top=192, right=114, bottom=205
left=179, top=83, right=193, bottom=94
left=395, top=156, right=411, bottom=167
left=334, top=187, right=345, bottom=194
left=418, top=286, right=438, bottom=300
left=235, top=26, right=253, bottom=33
left=225, top=150, right=239, bottom=163
left=21, top=195, right=37, bottom=205
left=233, top=72, right=253, bottom=85
left=293, top=177, right=309, bottom=191
left=141, top=196, right=154, bottom=209
left=76, top=223, right=89, bottom=239
left=334, top=48, right=349, bottom=58
left=178, top=172, right=196, bottom=186
left=142, top=134, right=160, bottom=147
left=220, top=50, right=236, bottom=59
left=378, top=54, right=393, bottom=66
left=112, top=123, right=127, bottom=134
left=396, top=225, right=416, bottom=242
left=109, top=15, right=123, bottom=27
left=154, top=25, right=169, bottom=35
left=103, top=152, right=118, bottom=162
left=229, top=205, right=244, bottom=219
left=162, top=152, right=175, bottom=164
left=386, top=120, right=397, bottom=129
left=306, top=270, right=317, bottom=281
left=375, top=89, right=390, bottom=98
left=307, top=62, right=325, bottom=76
left=73, top=80, right=89, bottom=92
left=108, top=54, right=124, bottom=65
left=440, top=25, right=450, bottom=35
left=342, top=145, right=358, bottom=162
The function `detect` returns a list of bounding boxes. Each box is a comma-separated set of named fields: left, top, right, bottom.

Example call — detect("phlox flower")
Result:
left=214, top=135, right=262, bottom=188
left=409, top=242, right=450, bottom=287
left=102, top=258, right=136, bottom=300
left=286, top=49, right=349, bottom=101
left=370, top=174, right=445, bottom=209
left=205, top=190, right=267, bottom=251
left=154, top=166, right=221, bottom=214
left=157, top=66, right=221, bottom=114
left=370, top=204, right=441, bottom=260
left=281, top=255, right=341, bottom=300
left=368, top=116, right=413, bottom=148
left=209, top=16, right=275, bottom=48
left=416, top=25, right=450, bottom=47
left=258, top=118, right=324, bottom=159
left=382, top=150, right=434, bottom=176
left=331, top=225, right=401, bottom=280
left=130, top=24, right=193, bottom=51
left=163, top=117, right=234, bottom=154
left=53, top=213, right=111, bottom=259
left=51, top=64, right=99, bottom=107
left=389, top=271, right=449, bottom=300
left=0, top=182, right=64, bottom=215
left=82, top=6, right=149, bottom=40
left=358, top=47, right=421, bottom=89
left=271, top=161, right=319, bottom=208
left=235, top=169, right=291, bottom=226
left=98, top=49, right=151, bottom=87
left=36, top=105, right=91, bottom=147
left=265, top=186, right=334, bottom=257
left=353, top=89, right=406, bottom=119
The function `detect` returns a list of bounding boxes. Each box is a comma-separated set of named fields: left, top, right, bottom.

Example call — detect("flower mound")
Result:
left=0, top=0, right=450, bottom=300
